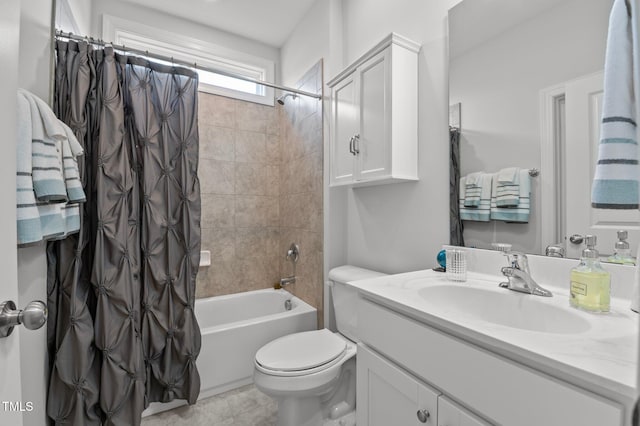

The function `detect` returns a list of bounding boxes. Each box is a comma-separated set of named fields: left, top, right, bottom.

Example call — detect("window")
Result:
left=103, top=15, right=275, bottom=106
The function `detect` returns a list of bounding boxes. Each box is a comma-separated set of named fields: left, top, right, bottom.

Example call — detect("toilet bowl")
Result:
left=253, top=266, right=386, bottom=426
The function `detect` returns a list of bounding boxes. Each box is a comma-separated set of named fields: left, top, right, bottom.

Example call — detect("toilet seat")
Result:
left=255, top=329, right=347, bottom=377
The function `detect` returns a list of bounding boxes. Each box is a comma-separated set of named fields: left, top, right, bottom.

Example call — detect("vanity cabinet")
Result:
left=358, top=343, right=490, bottom=426
left=357, top=343, right=439, bottom=425
left=328, top=33, right=419, bottom=187
left=356, top=296, right=625, bottom=426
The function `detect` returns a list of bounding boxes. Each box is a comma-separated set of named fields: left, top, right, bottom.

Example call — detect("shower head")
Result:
left=276, top=93, right=297, bottom=105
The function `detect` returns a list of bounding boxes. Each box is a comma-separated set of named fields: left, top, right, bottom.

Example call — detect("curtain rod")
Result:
left=54, top=29, right=322, bottom=100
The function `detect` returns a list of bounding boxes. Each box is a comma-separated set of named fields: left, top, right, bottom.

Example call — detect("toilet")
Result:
left=253, top=266, right=386, bottom=426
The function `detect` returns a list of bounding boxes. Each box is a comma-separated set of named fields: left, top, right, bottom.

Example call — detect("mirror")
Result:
left=448, top=0, right=639, bottom=259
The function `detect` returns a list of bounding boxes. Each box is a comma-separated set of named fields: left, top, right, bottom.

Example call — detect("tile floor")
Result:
left=141, top=385, right=277, bottom=426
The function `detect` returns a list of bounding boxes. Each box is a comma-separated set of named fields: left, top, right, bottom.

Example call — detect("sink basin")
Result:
left=417, top=285, right=591, bottom=334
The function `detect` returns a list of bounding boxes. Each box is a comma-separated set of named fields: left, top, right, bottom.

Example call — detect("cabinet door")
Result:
left=438, top=396, right=492, bottom=426
left=357, top=344, right=439, bottom=426
left=357, top=48, right=391, bottom=181
left=331, top=74, right=358, bottom=185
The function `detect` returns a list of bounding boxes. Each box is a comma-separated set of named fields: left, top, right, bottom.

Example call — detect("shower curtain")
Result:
left=47, top=40, right=201, bottom=426
left=450, top=127, right=464, bottom=246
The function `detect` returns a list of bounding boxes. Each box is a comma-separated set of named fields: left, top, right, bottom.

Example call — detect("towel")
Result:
left=60, top=122, right=85, bottom=203
left=15, top=89, right=85, bottom=245
left=16, top=92, right=44, bottom=245
left=20, top=89, right=68, bottom=202
left=459, top=174, right=492, bottom=221
left=463, top=172, right=483, bottom=207
left=495, top=167, right=521, bottom=207
left=591, top=0, right=639, bottom=209
left=490, top=169, right=531, bottom=222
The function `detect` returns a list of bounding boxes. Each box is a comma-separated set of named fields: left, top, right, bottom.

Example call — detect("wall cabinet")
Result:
left=328, top=33, right=420, bottom=187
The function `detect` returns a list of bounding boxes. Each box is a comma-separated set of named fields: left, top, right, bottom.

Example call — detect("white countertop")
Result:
left=348, top=268, right=638, bottom=403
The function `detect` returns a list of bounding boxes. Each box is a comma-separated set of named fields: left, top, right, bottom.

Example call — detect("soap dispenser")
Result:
left=607, top=230, right=635, bottom=265
left=570, top=235, right=610, bottom=313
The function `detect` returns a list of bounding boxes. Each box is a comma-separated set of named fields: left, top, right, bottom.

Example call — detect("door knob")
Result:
left=416, top=409, right=430, bottom=423
left=569, top=234, right=584, bottom=244
left=0, top=300, right=47, bottom=338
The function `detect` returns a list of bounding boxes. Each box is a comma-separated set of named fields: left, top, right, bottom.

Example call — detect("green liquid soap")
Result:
left=569, top=235, right=610, bottom=313
left=569, top=269, right=610, bottom=313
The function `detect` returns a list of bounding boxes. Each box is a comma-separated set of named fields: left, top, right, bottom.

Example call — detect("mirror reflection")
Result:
left=449, top=0, right=639, bottom=261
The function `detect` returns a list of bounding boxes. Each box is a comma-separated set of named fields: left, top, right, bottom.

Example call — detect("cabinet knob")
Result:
left=416, top=409, right=430, bottom=423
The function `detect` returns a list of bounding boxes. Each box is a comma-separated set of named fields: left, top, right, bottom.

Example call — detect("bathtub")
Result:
left=143, top=288, right=317, bottom=416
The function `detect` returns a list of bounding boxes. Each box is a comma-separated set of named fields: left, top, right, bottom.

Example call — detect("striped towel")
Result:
left=60, top=122, right=85, bottom=202
left=591, top=0, right=639, bottom=209
left=20, top=90, right=68, bottom=202
left=495, top=167, right=521, bottom=207
left=459, top=174, right=492, bottom=221
left=463, top=172, right=483, bottom=207
left=490, top=169, right=531, bottom=222
left=16, top=92, right=44, bottom=245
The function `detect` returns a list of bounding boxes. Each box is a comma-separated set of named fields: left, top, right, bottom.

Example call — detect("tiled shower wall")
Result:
left=196, top=62, right=323, bottom=325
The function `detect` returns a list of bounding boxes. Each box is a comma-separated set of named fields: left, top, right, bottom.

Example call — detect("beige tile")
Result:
left=201, top=194, right=234, bottom=228
left=202, top=227, right=235, bottom=262
left=235, top=196, right=278, bottom=228
left=265, top=134, right=280, bottom=165
left=199, top=125, right=235, bottom=162
left=265, top=165, right=279, bottom=196
left=233, top=256, right=279, bottom=291
left=236, top=101, right=271, bottom=133
left=265, top=106, right=280, bottom=136
left=196, top=260, right=235, bottom=298
left=199, top=94, right=236, bottom=129
left=235, top=227, right=275, bottom=259
left=235, top=163, right=267, bottom=195
left=199, top=159, right=235, bottom=195
left=235, top=131, right=267, bottom=163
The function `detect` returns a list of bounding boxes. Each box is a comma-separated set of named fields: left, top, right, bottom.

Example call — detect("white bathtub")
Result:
left=143, top=288, right=317, bottom=416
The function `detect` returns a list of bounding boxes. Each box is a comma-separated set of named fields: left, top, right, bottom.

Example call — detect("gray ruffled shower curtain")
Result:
left=450, top=127, right=464, bottom=246
left=47, top=40, right=201, bottom=425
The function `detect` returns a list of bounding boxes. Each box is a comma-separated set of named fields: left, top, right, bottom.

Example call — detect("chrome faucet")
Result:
left=499, top=252, right=552, bottom=297
left=277, top=243, right=299, bottom=288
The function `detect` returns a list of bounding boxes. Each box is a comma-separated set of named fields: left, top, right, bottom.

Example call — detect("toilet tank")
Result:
left=328, top=265, right=386, bottom=342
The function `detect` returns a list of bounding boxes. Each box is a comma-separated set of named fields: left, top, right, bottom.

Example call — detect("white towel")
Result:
left=459, top=174, right=492, bottom=222
left=591, top=0, right=639, bottom=209
left=495, top=167, right=521, bottom=207
left=19, top=89, right=68, bottom=202
left=60, top=122, right=85, bottom=203
left=490, top=169, right=531, bottom=222
left=16, top=92, right=44, bottom=245
left=463, top=172, right=483, bottom=207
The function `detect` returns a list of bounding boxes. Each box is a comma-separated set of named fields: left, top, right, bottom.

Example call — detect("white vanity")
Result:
left=349, top=249, right=638, bottom=425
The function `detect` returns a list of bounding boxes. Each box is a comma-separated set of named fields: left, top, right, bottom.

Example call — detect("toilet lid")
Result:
left=255, top=329, right=347, bottom=372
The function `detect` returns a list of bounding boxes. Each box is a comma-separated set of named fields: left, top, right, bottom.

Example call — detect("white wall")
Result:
left=450, top=0, right=610, bottom=254
left=90, top=0, right=280, bottom=69
left=338, top=0, right=462, bottom=273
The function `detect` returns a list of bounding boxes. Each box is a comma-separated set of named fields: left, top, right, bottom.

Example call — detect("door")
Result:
left=0, top=2, right=25, bottom=425
left=357, top=48, right=390, bottom=181
left=564, top=71, right=640, bottom=258
left=331, top=74, right=358, bottom=185
left=357, top=344, right=439, bottom=425
left=438, top=396, right=492, bottom=426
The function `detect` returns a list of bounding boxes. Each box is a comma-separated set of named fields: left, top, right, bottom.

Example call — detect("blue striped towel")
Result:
left=60, top=122, right=85, bottom=203
left=491, top=169, right=531, bottom=222
left=495, top=167, right=521, bottom=207
left=16, top=92, right=44, bottom=245
left=20, top=90, right=68, bottom=202
left=591, top=0, right=639, bottom=209
left=459, top=174, right=492, bottom=221
left=463, top=172, right=483, bottom=207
